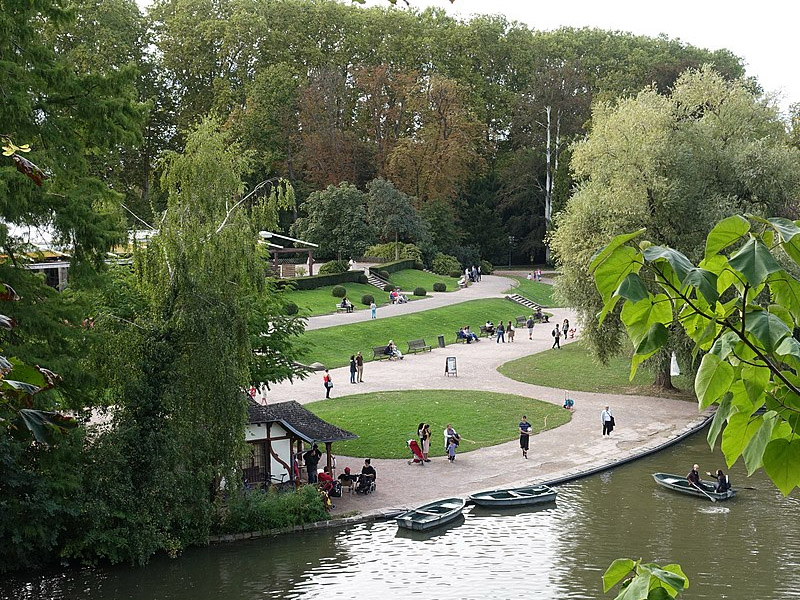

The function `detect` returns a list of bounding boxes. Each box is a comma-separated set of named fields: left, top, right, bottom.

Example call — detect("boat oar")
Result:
left=690, top=481, right=716, bottom=502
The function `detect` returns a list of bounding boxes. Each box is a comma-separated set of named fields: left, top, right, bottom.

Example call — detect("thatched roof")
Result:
left=247, top=399, right=357, bottom=444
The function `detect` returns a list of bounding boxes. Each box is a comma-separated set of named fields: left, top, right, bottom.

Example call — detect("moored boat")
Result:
left=396, top=497, right=466, bottom=531
left=652, top=472, right=736, bottom=500
left=469, top=485, right=557, bottom=508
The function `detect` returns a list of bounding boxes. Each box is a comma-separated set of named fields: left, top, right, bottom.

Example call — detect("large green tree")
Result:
left=550, top=67, right=800, bottom=387
left=366, top=178, right=426, bottom=259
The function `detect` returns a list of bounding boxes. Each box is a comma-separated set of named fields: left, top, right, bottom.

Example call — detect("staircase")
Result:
left=506, top=294, right=541, bottom=311
left=366, top=269, right=391, bottom=290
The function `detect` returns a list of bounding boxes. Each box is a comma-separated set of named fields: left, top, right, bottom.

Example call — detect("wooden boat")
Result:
left=652, top=473, right=736, bottom=500
left=469, top=485, right=557, bottom=508
left=396, top=497, right=466, bottom=531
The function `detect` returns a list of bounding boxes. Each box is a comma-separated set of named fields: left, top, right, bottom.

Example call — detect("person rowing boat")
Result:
left=687, top=464, right=702, bottom=487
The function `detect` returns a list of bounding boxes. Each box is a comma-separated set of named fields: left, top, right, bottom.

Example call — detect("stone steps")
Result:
left=366, top=269, right=391, bottom=290
left=506, top=294, right=541, bottom=311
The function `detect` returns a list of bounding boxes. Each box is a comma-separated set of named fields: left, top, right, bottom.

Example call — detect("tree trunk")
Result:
left=652, top=348, right=675, bottom=390
left=544, top=105, right=552, bottom=264
left=395, top=230, right=399, bottom=261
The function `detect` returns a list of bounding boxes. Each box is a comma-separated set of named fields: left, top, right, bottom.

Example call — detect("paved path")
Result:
left=305, top=274, right=514, bottom=331
left=268, top=303, right=705, bottom=518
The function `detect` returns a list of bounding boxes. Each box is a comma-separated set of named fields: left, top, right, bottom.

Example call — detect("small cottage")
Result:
left=243, top=399, right=357, bottom=487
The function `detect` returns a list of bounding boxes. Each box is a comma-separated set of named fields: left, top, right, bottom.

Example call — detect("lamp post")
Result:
left=508, top=235, right=515, bottom=269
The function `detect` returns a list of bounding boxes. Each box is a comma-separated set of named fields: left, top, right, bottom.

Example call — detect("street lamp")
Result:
left=508, top=235, right=515, bottom=269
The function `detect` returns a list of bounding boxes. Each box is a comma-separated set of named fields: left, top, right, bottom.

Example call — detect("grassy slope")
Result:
left=498, top=340, right=693, bottom=396
left=301, top=298, right=524, bottom=368
left=287, top=282, right=422, bottom=317
left=388, top=269, right=461, bottom=292
left=504, top=276, right=556, bottom=307
left=308, top=390, right=570, bottom=458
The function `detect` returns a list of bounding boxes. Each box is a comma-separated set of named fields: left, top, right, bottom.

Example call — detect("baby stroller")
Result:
left=407, top=439, right=425, bottom=466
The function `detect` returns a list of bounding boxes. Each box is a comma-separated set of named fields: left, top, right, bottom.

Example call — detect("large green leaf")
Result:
left=721, top=412, right=762, bottom=467
left=695, top=353, right=734, bottom=409
left=617, top=574, right=651, bottom=600
left=594, top=246, right=643, bottom=303
left=728, top=237, right=783, bottom=287
left=635, top=322, right=669, bottom=357
left=642, top=246, right=695, bottom=285
left=766, top=217, right=800, bottom=242
left=762, top=438, right=800, bottom=496
left=704, top=215, right=750, bottom=258
left=769, top=273, right=800, bottom=321
left=742, top=412, right=777, bottom=475
left=589, top=229, right=646, bottom=274
left=621, top=294, right=673, bottom=345
left=682, top=268, right=718, bottom=306
left=603, top=558, right=637, bottom=592
left=645, top=565, right=687, bottom=593
left=15, top=409, right=77, bottom=444
left=615, top=273, right=650, bottom=304
left=744, top=310, right=791, bottom=353
left=741, top=364, right=770, bottom=404
left=707, top=392, right=733, bottom=449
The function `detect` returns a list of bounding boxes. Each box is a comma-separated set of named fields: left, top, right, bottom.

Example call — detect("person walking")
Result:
left=496, top=321, right=505, bottom=343
left=519, top=415, right=532, bottom=459
left=527, top=315, right=535, bottom=340
left=323, top=369, right=333, bottom=398
left=551, top=324, right=561, bottom=349
left=370, top=301, right=377, bottom=319
left=349, top=355, right=357, bottom=384
left=601, top=405, right=614, bottom=436
left=507, top=320, right=515, bottom=342
left=355, top=351, right=364, bottom=382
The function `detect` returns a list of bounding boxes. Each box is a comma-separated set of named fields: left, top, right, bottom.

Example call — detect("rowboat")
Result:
left=469, top=485, right=557, bottom=508
left=396, top=497, right=466, bottom=531
left=652, top=472, right=736, bottom=500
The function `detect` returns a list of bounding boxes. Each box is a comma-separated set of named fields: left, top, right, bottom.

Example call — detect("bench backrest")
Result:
left=408, top=338, right=426, bottom=347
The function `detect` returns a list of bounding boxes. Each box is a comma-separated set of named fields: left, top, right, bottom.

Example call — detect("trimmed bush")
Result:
left=319, top=260, right=349, bottom=275
left=361, top=294, right=374, bottom=306
left=413, top=287, right=426, bottom=296
left=372, top=258, right=416, bottom=275
left=449, top=270, right=463, bottom=278
left=377, top=270, right=391, bottom=280
left=285, top=301, right=299, bottom=315
left=331, top=286, right=347, bottom=298
left=383, top=284, right=394, bottom=292
left=433, top=282, right=446, bottom=292
left=480, top=260, right=494, bottom=275
left=432, top=252, right=461, bottom=276
left=276, top=270, right=364, bottom=291
left=358, top=273, right=369, bottom=284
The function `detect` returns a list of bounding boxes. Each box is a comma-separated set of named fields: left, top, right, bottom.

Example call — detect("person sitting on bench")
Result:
left=484, top=320, right=495, bottom=335
left=339, top=297, right=353, bottom=313
left=461, top=326, right=478, bottom=343
left=385, top=340, right=403, bottom=359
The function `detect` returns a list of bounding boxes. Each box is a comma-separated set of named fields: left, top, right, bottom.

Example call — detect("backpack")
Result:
left=551, top=328, right=556, bottom=337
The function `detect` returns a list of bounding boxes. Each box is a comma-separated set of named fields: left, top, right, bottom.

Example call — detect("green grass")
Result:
left=504, top=276, right=557, bottom=307
left=301, top=298, right=525, bottom=368
left=387, top=269, right=461, bottom=292
left=307, top=390, right=571, bottom=458
left=498, top=340, right=693, bottom=396
left=286, top=283, right=405, bottom=317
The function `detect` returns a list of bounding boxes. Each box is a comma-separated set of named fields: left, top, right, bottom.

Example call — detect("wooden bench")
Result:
left=335, top=305, right=350, bottom=313
left=407, top=338, right=432, bottom=353
left=479, top=325, right=492, bottom=337
left=515, top=316, right=527, bottom=327
left=454, top=331, right=467, bottom=343
left=372, top=345, right=391, bottom=360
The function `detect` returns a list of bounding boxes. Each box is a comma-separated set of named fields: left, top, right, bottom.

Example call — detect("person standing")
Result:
left=477, top=265, right=482, bottom=281
left=370, top=301, right=377, bottom=319
left=421, top=423, right=431, bottom=462
left=601, top=405, right=614, bottom=436
left=507, top=320, right=515, bottom=342
left=417, top=422, right=425, bottom=449
left=526, top=315, right=535, bottom=340
left=355, top=351, right=364, bottom=382
left=552, top=324, right=561, bottom=349
left=323, top=369, right=333, bottom=399
left=562, top=318, right=569, bottom=339
left=443, top=423, right=459, bottom=451
left=303, top=443, right=322, bottom=483
left=519, top=415, right=532, bottom=459
left=447, top=437, right=458, bottom=462
left=496, top=321, right=505, bottom=343
left=349, top=355, right=357, bottom=384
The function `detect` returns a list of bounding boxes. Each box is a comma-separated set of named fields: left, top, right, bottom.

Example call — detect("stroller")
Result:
left=407, top=439, right=425, bottom=466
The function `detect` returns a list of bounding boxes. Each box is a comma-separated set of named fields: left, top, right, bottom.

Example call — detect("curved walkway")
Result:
left=269, top=298, right=706, bottom=517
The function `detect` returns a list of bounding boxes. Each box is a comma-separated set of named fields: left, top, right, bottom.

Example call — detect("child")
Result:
left=447, top=437, right=457, bottom=462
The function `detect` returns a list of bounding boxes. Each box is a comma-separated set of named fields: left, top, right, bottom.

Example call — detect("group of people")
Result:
left=457, top=326, right=480, bottom=343
left=527, top=270, right=544, bottom=281
left=687, top=463, right=731, bottom=494
left=389, top=289, right=408, bottom=304
left=338, top=296, right=354, bottom=313
left=466, top=265, right=482, bottom=283
left=349, top=352, right=365, bottom=383
left=551, top=319, right=570, bottom=349
left=384, top=339, right=403, bottom=360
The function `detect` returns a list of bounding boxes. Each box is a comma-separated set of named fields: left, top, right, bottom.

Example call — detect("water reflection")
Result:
left=2, top=432, right=799, bottom=599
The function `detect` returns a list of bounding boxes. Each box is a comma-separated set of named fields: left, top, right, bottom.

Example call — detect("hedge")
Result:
left=276, top=270, right=365, bottom=291
left=413, top=287, right=426, bottom=296
left=371, top=259, right=416, bottom=274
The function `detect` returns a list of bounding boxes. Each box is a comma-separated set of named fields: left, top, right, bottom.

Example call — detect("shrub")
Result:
left=294, top=266, right=307, bottom=277
left=449, top=270, right=463, bottom=278
left=371, top=259, right=416, bottom=275
left=413, top=287, right=426, bottom=296
left=319, top=260, right=349, bottom=275
left=480, top=260, right=494, bottom=275
left=365, top=242, right=422, bottom=263
left=276, top=270, right=364, bottom=291
left=377, top=270, right=391, bottom=280
left=383, top=284, right=394, bottom=292
left=331, top=286, right=347, bottom=298
left=216, top=486, right=327, bottom=535
left=361, top=294, right=374, bottom=305
left=432, top=252, right=461, bottom=276
left=358, top=273, right=368, bottom=284
left=285, top=301, right=299, bottom=315
left=433, top=282, right=446, bottom=292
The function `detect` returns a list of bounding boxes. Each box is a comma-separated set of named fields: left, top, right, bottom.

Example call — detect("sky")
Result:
left=359, top=0, right=798, bottom=116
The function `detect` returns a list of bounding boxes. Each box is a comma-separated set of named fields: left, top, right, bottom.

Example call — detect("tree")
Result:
left=550, top=67, right=800, bottom=387
left=291, top=182, right=375, bottom=261
left=591, top=214, right=800, bottom=496
left=366, top=178, right=425, bottom=259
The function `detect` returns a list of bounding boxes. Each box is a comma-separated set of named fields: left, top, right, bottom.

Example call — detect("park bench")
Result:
left=335, top=305, right=350, bottom=313
left=479, top=325, right=492, bottom=337
left=407, top=338, right=432, bottom=353
left=515, top=316, right=527, bottom=327
left=454, top=331, right=467, bottom=343
left=372, top=345, right=391, bottom=361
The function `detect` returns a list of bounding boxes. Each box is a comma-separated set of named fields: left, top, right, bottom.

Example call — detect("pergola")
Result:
left=259, top=231, right=319, bottom=277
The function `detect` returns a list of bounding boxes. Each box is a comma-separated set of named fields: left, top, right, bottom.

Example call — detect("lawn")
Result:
left=300, top=298, right=525, bottom=368
left=504, top=276, right=557, bottom=307
left=498, top=340, right=693, bottom=396
left=387, top=269, right=461, bottom=293
left=287, top=282, right=410, bottom=317
left=307, top=390, right=570, bottom=459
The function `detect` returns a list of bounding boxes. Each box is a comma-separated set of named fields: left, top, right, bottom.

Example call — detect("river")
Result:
left=4, top=432, right=799, bottom=599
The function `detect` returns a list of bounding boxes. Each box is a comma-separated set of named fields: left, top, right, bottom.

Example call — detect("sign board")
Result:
left=444, top=356, right=457, bottom=377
